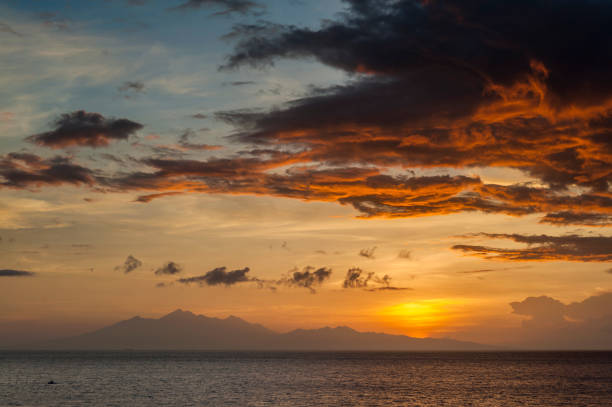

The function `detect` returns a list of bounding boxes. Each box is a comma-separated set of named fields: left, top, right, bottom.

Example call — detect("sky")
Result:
left=0, top=0, right=611, bottom=349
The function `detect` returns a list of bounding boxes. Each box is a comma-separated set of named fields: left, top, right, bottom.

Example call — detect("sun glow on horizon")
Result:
left=380, top=299, right=469, bottom=338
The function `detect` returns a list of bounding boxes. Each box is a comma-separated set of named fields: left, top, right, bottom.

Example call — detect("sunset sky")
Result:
left=1, top=0, right=611, bottom=349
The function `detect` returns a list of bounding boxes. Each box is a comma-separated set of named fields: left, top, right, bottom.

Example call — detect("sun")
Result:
left=380, top=299, right=461, bottom=338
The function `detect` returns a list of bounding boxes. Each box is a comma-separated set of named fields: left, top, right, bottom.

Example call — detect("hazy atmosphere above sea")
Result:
left=0, top=0, right=611, bottom=350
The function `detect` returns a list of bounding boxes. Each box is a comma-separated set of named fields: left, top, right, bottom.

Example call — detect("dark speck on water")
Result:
left=0, top=351, right=611, bottom=406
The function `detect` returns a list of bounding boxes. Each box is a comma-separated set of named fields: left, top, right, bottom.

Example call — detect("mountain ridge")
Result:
left=28, top=309, right=491, bottom=351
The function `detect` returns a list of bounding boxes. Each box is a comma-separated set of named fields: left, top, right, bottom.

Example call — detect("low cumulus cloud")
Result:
left=342, top=267, right=410, bottom=292
left=27, top=111, right=143, bottom=148
left=0, top=269, right=35, bottom=277
left=278, top=266, right=332, bottom=293
left=114, top=255, right=142, bottom=274
left=177, top=266, right=252, bottom=286
left=155, top=261, right=183, bottom=275
left=452, top=233, right=612, bottom=262
left=508, top=292, right=612, bottom=348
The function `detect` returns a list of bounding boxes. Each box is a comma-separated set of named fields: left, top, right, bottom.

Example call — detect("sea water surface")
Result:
left=1, top=351, right=611, bottom=406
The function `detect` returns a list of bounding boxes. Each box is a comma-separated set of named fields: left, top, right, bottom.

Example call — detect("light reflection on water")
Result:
left=1, top=351, right=611, bottom=406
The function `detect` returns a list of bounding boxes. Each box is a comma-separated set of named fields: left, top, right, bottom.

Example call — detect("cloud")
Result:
left=177, top=266, right=252, bottom=286
left=27, top=111, right=143, bottom=148
left=191, top=113, right=207, bottom=119
left=134, top=191, right=184, bottom=203
left=511, top=295, right=567, bottom=326
left=114, top=255, right=142, bottom=274
left=213, top=0, right=612, bottom=217
left=342, top=267, right=410, bottom=291
left=154, top=261, right=182, bottom=275
left=223, top=81, right=256, bottom=86
left=457, top=266, right=530, bottom=275
left=172, top=0, right=264, bottom=16
left=539, top=211, right=612, bottom=227
left=0, top=153, right=96, bottom=189
left=2, top=0, right=611, bottom=230
left=358, top=246, right=377, bottom=259
left=278, top=266, right=331, bottom=293
left=397, top=249, right=411, bottom=259
left=118, top=81, right=146, bottom=98
left=0, top=269, right=35, bottom=277
left=39, top=12, right=73, bottom=32
left=504, top=292, right=612, bottom=348
left=511, top=292, right=612, bottom=326
left=177, top=130, right=222, bottom=151
left=452, top=233, right=612, bottom=262
left=0, top=21, right=21, bottom=36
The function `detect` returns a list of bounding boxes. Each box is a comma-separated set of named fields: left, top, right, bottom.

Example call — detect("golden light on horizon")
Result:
left=380, top=299, right=466, bottom=338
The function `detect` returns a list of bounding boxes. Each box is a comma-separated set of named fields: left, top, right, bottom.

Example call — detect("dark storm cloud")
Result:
left=114, top=255, right=143, bottom=274
left=358, top=246, right=376, bottom=259
left=224, top=0, right=612, bottom=103
left=27, top=111, right=143, bottom=148
left=0, top=269, right=35, bottom=277
left=278, top=266, right=332, bottom=293
left=342, top=267, right=410, bottom=291
left=154, top=261, right=183, bottom=275
left=177, top=266, right=252, bottom=286
left=452, top=233, right=612, bottom=262
left=0, top=153, right=95, bottom=188
left=212, top=0, right=612, bottom=216
left=172, top=0, right=264, bottom=16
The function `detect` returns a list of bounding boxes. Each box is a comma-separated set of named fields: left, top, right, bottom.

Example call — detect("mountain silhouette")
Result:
left=34, top=309, right=488, bottom=350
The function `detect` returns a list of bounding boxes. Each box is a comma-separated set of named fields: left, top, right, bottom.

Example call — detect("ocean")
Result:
left=1, top=351, right=611, bottom=406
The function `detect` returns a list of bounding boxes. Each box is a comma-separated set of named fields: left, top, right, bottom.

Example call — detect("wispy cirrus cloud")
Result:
left=452, top=233, right=612, bottom=262
left=0, top=269, right=35, bottom=277
left=171, top=0, right=264, bottom=16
